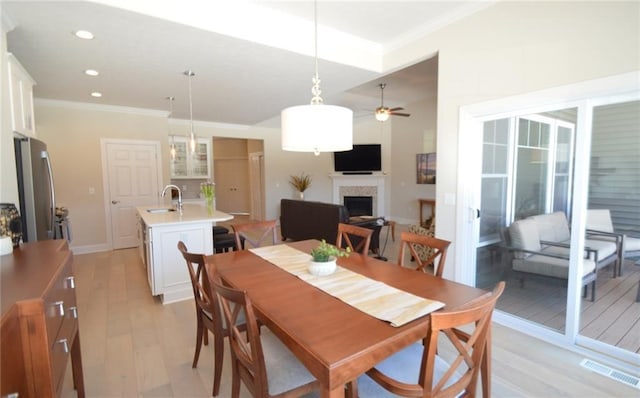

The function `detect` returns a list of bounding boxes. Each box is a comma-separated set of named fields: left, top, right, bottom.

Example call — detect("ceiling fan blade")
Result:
left=389, top=107, right=404, bottom=112
left=391, top=112, right=411, bottom=117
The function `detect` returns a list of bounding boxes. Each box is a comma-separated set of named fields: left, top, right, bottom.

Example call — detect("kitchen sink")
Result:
left=146, top=208, right=176, bottom=213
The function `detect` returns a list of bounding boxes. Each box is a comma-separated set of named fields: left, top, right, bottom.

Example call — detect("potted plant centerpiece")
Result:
left=308, top=239, right=351, bottom=276
left=289, top=172, right=311, bottom=200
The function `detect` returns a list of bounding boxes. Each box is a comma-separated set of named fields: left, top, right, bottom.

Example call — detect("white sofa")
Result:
left=506, top=212, right=620, bottom=301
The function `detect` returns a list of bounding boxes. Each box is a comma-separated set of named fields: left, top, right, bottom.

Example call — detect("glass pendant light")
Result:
left=280, top=0, right=352, bottom=156
left=167, top=96, right=176, bottom=161
left=184, top=70, right=197, bottom=154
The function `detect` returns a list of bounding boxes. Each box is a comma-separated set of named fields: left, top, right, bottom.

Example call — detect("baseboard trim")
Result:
left=70, top=243, right=111, bottom=254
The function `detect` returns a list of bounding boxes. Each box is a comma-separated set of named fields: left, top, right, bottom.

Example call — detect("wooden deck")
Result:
left=478, top=254, right=640, bottom=353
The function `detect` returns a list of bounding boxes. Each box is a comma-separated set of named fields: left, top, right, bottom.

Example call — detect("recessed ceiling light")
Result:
left=91, top=92, right=102, bottom=98
left=74, top=30, right=94, bottom=40
left=84, top=69, right=99, bottom=76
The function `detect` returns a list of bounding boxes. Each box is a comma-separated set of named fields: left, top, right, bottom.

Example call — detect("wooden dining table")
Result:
left=205, top=240, right=488, bottom=398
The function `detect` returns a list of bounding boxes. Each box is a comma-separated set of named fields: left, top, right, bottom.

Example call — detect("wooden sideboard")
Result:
left=1, top=240, right=84, bottom=398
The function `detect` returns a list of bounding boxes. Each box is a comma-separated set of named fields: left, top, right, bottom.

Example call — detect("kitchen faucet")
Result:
left=161, top=184, right=183, bottom=212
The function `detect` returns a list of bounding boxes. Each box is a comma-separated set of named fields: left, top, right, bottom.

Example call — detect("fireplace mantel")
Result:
left=330, top=173, right=386, bottom=217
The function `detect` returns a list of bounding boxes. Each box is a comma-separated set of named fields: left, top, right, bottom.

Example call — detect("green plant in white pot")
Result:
left=308, top=240, right=351, bottom=276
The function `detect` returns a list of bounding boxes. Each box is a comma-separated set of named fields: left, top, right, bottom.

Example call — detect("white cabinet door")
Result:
left=7, top=54, right=36, bottom=137
left=149, top=222, right=213, bottom=303
left=170, top=137, right=211, bottom=179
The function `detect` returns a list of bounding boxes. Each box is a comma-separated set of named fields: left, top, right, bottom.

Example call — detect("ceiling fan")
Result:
left=374, top=83, right=410, bottom=122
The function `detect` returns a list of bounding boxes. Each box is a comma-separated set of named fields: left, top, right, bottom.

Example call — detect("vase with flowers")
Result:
left=308, top=239, right=351, bottom=276
left=200, top=181, right=215, bottom=213
left=289, top=172, right=311, bottom=200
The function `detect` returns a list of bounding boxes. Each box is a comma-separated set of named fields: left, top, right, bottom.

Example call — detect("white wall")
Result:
left=390, top=96, right=437, bottom=225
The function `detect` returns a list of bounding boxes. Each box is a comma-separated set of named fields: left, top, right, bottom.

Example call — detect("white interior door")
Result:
left=104, top=140, right=161, bottom=249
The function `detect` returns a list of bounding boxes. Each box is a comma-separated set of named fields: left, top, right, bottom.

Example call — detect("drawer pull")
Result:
left=57, top=338, right=69, bottom=353
left=68, top=306, right=79, bottom=319
left=5, top=393, right=19, bottom=398
left=65, top=276, right=76, bottom=289
left=49, top=301, right=65, bottom=317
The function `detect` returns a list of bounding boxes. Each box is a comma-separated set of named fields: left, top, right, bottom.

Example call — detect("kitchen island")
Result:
left=137, top=204, right=233, bottom=304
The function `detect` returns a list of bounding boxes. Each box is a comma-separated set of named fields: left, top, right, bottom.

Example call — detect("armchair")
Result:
left=507, top=218, right=597, bottom=301
left=587, top=209, right=640, bottom=276
left=528, top=212, right=619, bottom=277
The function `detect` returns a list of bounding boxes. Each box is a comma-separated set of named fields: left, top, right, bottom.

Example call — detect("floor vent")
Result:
left=580, top=359, right=640, bottom=389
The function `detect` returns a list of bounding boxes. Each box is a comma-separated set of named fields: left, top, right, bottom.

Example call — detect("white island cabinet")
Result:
left=137, top=204, right=233, bottom=304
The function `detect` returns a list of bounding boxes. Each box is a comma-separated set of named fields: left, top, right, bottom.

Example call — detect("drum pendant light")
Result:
left=280, top=0, right=352, bottom=156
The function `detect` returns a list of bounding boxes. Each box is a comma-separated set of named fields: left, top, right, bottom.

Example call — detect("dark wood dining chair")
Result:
left=177, top=241, right=244, bottom=397
left=211, top=273, right=320, bottom=398
left=356, top=281, right=505, bottom=398
left=397, top=231, right=451, bottom=277
left=336, top=222, right=373, bottom=255
left=231, top=219, right=278, bottom=250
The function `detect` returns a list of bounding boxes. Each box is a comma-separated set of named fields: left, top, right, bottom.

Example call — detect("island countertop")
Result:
left=137, top=203, right=233, bottom=227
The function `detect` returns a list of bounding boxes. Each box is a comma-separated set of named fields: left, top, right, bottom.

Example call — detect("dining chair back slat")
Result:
left=398, top=231, right=451, bottom=277
left=232, top=219, right=278, bottom=250
left=336, top=222, right=373, bottom=255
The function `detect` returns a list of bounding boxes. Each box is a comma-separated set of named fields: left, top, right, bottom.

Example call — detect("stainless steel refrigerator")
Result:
left=14, top=136, right=57, bottom=242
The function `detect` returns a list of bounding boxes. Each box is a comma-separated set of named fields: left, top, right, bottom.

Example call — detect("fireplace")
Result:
left=330, top=174, right=386, bottom=217
left=344, top=196, right=373, bottom=217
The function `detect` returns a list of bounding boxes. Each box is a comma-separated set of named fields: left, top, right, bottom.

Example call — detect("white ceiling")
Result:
left=2, top=1, right=492, bottom=127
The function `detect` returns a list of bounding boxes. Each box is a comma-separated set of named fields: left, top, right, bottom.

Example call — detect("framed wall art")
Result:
left=417, top=153, right=436, bottom=184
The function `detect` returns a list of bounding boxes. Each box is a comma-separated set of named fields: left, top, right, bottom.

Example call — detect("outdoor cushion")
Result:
left=513, top=252, right=595, bottom=279
left=587, top=209, right=640, bottom=254
left=509, top=219, right=541, bottom=258
left=584, top=239, right=617, bottom=261
left=587, top=209, right=614, bottom=233
left=529, top=212, right=570, bottom=242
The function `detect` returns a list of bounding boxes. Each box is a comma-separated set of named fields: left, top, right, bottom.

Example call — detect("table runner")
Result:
left=250, top=244, right=444, bottom=327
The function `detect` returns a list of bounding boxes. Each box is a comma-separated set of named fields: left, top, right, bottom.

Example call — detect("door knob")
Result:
left=111, top=200, right=119, bottom=204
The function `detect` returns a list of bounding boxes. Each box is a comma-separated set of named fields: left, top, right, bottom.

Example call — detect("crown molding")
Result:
left=35, top=98, right=169, bottom=117
left=168, top=117, right=250, bottom=131
left=35, top=98, right=251, bottom=130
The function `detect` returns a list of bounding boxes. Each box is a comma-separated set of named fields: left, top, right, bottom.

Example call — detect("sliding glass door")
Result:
left=475, top=111, right=576, bottom=334
left=461, top=74, right=639, bottom=365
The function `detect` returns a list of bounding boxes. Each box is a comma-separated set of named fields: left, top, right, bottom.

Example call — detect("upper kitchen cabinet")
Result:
left=170, top=136, right=211, bottom=179
left=7, top=54, right=36, bottom=137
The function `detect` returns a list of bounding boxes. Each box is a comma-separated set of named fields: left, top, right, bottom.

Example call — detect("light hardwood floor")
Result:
left=62, top=222, right=639, bottom=397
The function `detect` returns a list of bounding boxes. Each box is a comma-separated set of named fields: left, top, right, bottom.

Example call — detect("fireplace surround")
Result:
left=330, top=174, right=386, bottom=217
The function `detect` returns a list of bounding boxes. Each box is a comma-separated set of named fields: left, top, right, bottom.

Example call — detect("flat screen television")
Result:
left=333, top=144, right=382, bottom=173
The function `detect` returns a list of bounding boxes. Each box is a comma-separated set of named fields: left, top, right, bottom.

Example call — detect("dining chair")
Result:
left=231, top=219, right=278, bottom=250
left=356, top=281, right=505, bottom=398
left=211, top=274, right=320, bottom=398
left=336, top=222, right=373, bottom=255
left=397, top=231, right=451, bottom=277
left=177, top=241, right=243, bottom=397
